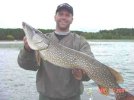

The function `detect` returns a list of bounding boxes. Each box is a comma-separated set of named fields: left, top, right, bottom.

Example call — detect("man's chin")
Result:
left=59, top=26, right=69, bottom=31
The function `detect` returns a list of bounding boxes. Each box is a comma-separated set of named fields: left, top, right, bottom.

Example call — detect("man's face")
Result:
left=55, top=9, right=73, bottom=31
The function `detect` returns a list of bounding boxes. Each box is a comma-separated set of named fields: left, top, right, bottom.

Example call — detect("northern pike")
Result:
left=22, top=22, right=134, bottom=100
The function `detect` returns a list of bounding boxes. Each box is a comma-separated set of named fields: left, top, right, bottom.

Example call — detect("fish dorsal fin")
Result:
left=98, top=85, right=109, bottom=96
left=108, top=67, right=124, bottom=83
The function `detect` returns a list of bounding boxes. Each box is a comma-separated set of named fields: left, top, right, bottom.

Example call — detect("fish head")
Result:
left=22, top=22, right=49, bottom=50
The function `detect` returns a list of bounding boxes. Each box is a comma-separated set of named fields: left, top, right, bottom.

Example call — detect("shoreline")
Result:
left=88, top=39, right=134, bottom=42
left=0, top=39, right=134, bottom=42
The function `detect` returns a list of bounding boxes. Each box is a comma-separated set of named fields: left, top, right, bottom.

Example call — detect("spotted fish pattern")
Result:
left=40, top=42, right=121, bottom=88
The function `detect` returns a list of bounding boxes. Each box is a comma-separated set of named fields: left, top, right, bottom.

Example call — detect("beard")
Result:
left=56, top=22, right=70, bottom=31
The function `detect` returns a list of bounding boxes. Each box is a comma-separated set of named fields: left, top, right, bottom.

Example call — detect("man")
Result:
left=18, top=3, right=94, bottom=100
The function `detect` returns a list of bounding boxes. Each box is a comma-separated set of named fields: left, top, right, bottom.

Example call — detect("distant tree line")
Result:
left=0, top=28, right=53, bottom=40
left=81, top=28, right=134, bottom=39
left=0, top=28, right=134, bottom=40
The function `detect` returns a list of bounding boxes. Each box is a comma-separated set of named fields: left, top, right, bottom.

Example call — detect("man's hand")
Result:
left=23, top=36, right=33, bottom=51
left=72, top=68, right=86, bottom=80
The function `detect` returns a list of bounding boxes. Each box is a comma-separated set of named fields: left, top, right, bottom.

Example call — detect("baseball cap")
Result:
left=56, top=3, right=73, bottom=15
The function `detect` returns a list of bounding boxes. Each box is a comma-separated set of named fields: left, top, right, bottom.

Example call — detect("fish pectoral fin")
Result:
left=108, top=67, right=124, bottom=83
left=98, top=85, right=109, bottom=96
left=35, top=51, right=41, bottom=66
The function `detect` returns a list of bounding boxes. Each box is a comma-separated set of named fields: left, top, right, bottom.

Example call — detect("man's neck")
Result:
left=55, top=28, right=70, bottom=35
left=55, top=31, right=70, bottom=35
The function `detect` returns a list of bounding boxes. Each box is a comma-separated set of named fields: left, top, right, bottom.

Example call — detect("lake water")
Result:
left=0, top=40, right=134, bottom=100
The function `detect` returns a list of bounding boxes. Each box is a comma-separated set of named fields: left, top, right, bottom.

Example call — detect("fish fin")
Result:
left=108, top=67, right=124, bottom=83
left=98, top=85, right=109, bottom=96
left=35, top=51, right=41, bottom=66
left=115, top=91, right=134, bottom=100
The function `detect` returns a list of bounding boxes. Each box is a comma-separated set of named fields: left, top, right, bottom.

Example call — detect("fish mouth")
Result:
left=22, top=22, right=31, bottom=29
left=22, top=22, right=26, bottom=28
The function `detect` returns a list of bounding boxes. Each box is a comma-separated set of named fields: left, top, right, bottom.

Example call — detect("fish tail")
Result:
left=113, top=88, right=134, bottom=100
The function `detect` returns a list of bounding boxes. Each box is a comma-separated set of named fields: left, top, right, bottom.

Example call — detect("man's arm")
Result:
left=79, top=37, right=94, bottom=58
left=72, top=36, right=94, bottom=81
left=80, top=37, right=95, bottom=81
left=17, top=37, right=39, bottom=71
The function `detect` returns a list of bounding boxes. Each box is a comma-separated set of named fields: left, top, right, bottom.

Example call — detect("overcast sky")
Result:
left=0, top=0, right=134, bottom=32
